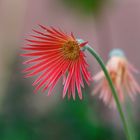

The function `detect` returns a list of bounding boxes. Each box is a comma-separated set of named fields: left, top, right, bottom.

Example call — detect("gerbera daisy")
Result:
left=21, top=25, right=91, bottom=100
left=93, top=48, right=140, bottom=107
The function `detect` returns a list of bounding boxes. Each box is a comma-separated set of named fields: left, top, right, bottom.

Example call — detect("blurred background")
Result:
left=0, top=0, right=140, bottom=140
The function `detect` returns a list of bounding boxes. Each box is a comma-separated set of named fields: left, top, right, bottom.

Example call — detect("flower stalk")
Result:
left=86, top=46, right=132, bottom=140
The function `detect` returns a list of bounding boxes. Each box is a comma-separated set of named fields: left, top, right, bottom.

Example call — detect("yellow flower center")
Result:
left=110, top=71, right=117, bottom=84
left=110, top=61, right=126, bottom=85
left=62, top=41, right=80, bottom=60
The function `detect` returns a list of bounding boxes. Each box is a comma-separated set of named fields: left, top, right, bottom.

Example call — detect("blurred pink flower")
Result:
left=21, top=25, right=91, bottom=99
left=93, top=49, right=140, bottom=107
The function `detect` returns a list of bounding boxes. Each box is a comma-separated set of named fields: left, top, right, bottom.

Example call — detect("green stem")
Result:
left=86, top=46, right=132, bottom=140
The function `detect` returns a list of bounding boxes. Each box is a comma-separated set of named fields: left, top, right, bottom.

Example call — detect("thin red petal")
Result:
left=80, top=41, right=88, bottom=47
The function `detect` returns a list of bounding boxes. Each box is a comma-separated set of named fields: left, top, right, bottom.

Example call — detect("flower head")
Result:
left=93, top=48, right=140, bottom=107
left=21, top=25, right=91, bottom=99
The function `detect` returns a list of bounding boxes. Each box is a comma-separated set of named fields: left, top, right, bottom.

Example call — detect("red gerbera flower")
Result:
left=21, top=25, right=91, bottom=100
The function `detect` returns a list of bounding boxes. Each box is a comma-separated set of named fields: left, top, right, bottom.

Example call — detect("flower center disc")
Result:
left=62, top=41, right=80, bottom=60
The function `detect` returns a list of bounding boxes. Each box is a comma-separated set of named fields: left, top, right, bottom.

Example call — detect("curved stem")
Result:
left=86, top=46, right=132, bottom=140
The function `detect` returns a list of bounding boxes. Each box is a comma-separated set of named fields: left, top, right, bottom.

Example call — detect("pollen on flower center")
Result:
left=62, top=41, right=80, bottom=60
